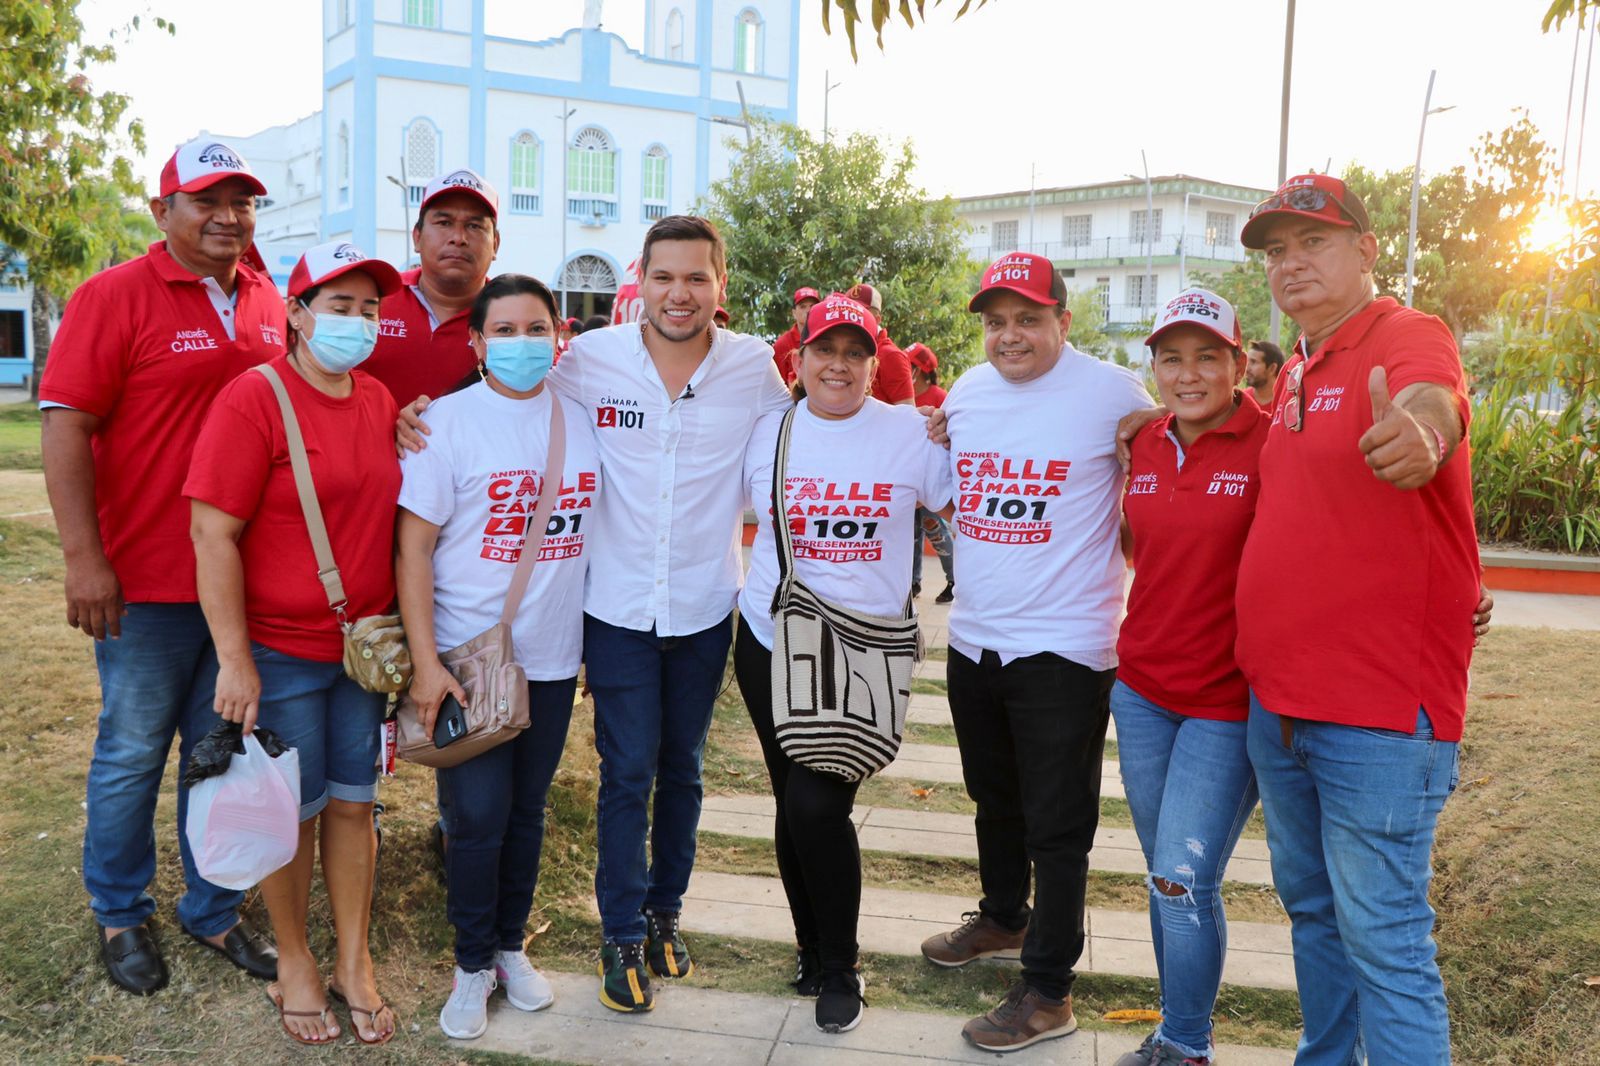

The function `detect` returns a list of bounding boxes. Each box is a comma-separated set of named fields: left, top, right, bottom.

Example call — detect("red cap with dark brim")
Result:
left=1240, top=173, right=1371, bottom=249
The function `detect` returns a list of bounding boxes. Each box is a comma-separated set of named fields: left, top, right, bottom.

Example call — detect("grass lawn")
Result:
left=0, top=503, right=1595, bottom=1061
left=0, top=404, right=41, bottom=471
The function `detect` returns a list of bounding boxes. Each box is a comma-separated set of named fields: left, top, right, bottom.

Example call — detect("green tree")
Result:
left=1341, top=113, right=1555, bottom=344
left=1190, top=253, right=1282, bottom=348
left=822, top=0, right=993, bottom=58
left=0, top=1, right=171, bottom=397
left=700, top=118, right=983, bottom=376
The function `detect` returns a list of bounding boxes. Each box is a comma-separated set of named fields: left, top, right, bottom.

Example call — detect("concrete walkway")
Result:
left=1486, top=589, right=1600, bottom=631
left=880, top=743, right=1125, bottom=799
left=460, top=972, right=1296, bottom=1065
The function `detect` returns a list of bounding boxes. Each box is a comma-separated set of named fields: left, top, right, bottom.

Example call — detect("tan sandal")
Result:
left=329, top=983, right=397, bottom=1046
left=266, top=983, right=340, bottom=1046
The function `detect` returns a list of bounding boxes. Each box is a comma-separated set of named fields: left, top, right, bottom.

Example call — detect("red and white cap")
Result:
left=1144, top=288, right=1242, bottom=351
left=793, top=286, right=822, bottom=306
left=1240, top=173, right=1371, bottom=249
left=968, top=252, right=1067, bottom=312
left=417, top=168, right=499, bottom=219
left=906, top=342, right=938, bottom=373
left=287, top=241, right=403, bottom=300
left=803, top=292, right=880, bottom=348
left=159, top=137, right=267, bottom=198
left=845, top=282, right=881, bottom=312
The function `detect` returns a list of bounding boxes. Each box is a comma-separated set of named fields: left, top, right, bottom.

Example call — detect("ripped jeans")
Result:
left=1110, top=680, right=1259, bottom=1060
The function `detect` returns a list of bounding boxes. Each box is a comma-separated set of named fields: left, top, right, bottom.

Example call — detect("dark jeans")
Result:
left=732, top=617, right=863, bottom=970
left=438, top=677, right=577, bottom=972
left=947, top=647, right=1115, bottom=1000
left=585, top=612, right=734, bottom=943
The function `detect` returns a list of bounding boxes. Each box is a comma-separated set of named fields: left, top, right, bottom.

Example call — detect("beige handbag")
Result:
left=255, top=364, right=411, bottom=694
left=393, top=394, right=566, bottom=769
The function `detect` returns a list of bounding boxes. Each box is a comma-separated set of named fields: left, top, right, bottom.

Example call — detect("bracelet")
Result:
left=1420, top=420, right=1447, bottom=463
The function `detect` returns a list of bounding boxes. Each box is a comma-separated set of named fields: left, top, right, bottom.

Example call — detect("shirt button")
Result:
left=222, top=309, right=231, bottom=316
left=656, top=578, right=664, bottom=585
left=660, top=492, right=668, bottom=500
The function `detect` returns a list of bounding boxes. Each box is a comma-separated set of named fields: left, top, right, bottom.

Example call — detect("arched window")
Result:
left=559, top=255, right=619, bottom=293
left=510, top=132, right=541, bottom=213
left=733, top=9, right=762, bottom=74
left=337, top=122, right=350, bottom=206
left=641, top=145, right=669, bottom=221
left=665, top=8, right=685, bottom=61
left=404, top=118, right=439, bottom=204
left=567, top=126, right=618, bottom=223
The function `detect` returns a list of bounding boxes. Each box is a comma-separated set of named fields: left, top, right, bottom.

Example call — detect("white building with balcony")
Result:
left=200, top=0, right=799, bottom=319
left=955, top=175, right=1272, bottom=361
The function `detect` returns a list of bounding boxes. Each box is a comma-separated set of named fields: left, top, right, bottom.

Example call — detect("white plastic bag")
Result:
left=185, top=733, right=301, bottom=890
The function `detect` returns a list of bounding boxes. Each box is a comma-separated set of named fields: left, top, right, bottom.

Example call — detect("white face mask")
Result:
left=300, top=308, right=379, bottom=374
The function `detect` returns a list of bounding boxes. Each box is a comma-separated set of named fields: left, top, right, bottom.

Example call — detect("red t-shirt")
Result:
left=183, top=356, right=401, bottom=662
left=871, top=329, right=916, bottom=404
left=1118, top=395, right=1268, bottom=720
left=39, top=242, right=287, bottom=603
left=363, top=268, right=477, bottom=406
left=1235, top=298, right=1478, bottom=740
left=915, top=384, right=948, bottom=409
left=772, top=325, right=801, bottom=385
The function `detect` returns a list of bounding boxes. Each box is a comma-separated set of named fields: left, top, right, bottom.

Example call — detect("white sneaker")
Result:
left=439, top=966, right=496, bottom=1039
left=494, top=949, right=554, bottom=1011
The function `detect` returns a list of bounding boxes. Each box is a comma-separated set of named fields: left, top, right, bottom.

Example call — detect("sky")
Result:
left=79, top=0, right=1597, bottom=219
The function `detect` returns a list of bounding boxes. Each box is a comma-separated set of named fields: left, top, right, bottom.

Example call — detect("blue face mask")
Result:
left=301, top=311, right=378, bottom=374
left=484, top=335, right=556, bottom=393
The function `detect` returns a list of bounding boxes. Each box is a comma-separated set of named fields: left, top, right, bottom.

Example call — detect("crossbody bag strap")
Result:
left=499, top=394, right=567, bottom=627
left=768, top=406, right=798, bottom=615
left=254, top=364, right=347, bottom=612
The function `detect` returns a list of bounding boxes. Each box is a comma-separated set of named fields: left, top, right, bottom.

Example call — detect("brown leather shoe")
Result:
left=961, top=981, right=1077, bottom=1052
left=919, top=910, right=1025, bottom=968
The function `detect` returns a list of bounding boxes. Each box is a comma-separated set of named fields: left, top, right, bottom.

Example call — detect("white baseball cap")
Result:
left=1145, top=288, right=1242, bottom=351
left=417, top=168, right=498, bottom=219
left=159, top=137, right=267, bottom=197
left=287, top=241, right=402, bottom=300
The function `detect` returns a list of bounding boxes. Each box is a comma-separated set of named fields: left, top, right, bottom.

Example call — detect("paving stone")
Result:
left=907, top=693, right=1120, bottom=745
left=774, top=1005, right=1098, bottom=1064
left=915, top=657, right=949, bottom=682
left=881, top=744, right=1124, bottom=800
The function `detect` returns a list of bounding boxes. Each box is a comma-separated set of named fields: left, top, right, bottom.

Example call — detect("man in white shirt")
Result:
left=547, top=215, right=793, bottom=1012
left=920, top=253, right=1153, bottom=1052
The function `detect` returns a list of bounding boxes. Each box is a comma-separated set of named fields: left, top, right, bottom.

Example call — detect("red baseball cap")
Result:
left=287, top=241, right=402, bottom=300
left=793, top=286, right=821, bottom=306
left=906, top=343, right=938, bottom=373
left=159, top=137, right=267, bottom=198
left=417, top=167, right=499, bottom=220
left=1145, top=288, right=1242, bottom=351
left=803, top=292, right=880, bottom=348
left=969, top=252, right=1067, bottom=312
left=845, top=282, right=882, bottom=311
left=565, top=317, right=581, bottom=329
left=1240, top=173, right=1371, bottom=249
left=714, top=305, right=731, bottom=325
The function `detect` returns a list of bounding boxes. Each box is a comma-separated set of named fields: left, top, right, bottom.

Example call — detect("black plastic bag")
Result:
left=183, top=722, right=291, bottom=787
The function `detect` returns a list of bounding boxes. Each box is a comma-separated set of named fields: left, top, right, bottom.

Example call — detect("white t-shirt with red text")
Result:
left=943, top=344, right=1153, bottom=666
left=397, top=381, right=602, bottom=680
left=739, top=398, right=953, bottom=650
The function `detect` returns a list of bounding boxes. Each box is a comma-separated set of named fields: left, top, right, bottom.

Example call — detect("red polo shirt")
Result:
left=1235, top=297, right=1478, bottom=740
left=916, top=383, right=948, bottom=409
left=39, top=242, right=286, bottom=603
left=871, top=328, right=915, bottom=404
left=1117, top=394, right=1268, bottom=720
left=184, top=356, right=401, bottom=662
left=772, top=325, right=801, bottom=385
left=363, top=268, right=478, bottom=406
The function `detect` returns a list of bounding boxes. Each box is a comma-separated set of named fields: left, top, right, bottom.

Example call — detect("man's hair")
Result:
left=583, top=314, right=610, bottom=332
left=1249, top=339, right=1286, bottom=370
left=639, top=214, right=727, bottom=279
left=469, top=273, right=561, bottom=334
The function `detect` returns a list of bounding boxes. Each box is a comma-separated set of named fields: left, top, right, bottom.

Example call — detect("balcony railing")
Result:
left=568, top=197, right=620, bottom=224
left=509, top=192, right=540, bottom=213
left=968, top=235, right=1248, bottom=265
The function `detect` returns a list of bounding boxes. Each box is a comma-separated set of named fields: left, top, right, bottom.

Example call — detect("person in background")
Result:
left=906, top=342, right=955, bottom=603
left=714, top=306, right=732, bottom=327
left=844, top=283, right=915, bottom=405
left=363, top=168, right=499, bottom=407
left=1245, top=339, right=1284, bottom=410
left=559, top=316, right=581, bottom=352
left=39, top=136, right=282, bottom=997
left=187, top=242, right=403, bottom=1045
left=395, top=274, right=603, bottom=1040
left=736, top=292, right=952, bottom=1034
left=583, top=313, right=611, bottom=333
left=1109, top=289, right=1267, bottom=1066
left=772, top=286, right=821, bottom=385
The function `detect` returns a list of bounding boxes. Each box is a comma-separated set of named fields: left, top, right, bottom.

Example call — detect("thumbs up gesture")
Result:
left=1358, top=365, right=1442, bottom=490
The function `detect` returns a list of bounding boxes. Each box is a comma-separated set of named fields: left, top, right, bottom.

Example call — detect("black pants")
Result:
left=732, top=617, right=862, bottom=971
left=947, top=647, right=1115, bottom=1000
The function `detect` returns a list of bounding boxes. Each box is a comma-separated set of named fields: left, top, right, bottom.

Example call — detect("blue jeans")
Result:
left=1247, top=696, right=1458, bottom=1066
left=585, top=612, right=734, bottom=943
left=439, top=678, right=576, bottom=971
left=912, top=508, right=954, bottom=585
left=251, top=645, right=385, bottom=821
left=83, top=602, right=242, bottom=936
left=1110, top=680, right=1258, bottom=1060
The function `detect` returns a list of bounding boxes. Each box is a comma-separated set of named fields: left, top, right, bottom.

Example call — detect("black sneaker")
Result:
left=793, top=944, right=822, bottom=997
left=643, top=906, right=694, bottom=979
left=597, top=940, right=653, bottom=1012
left=912, top=581, right=923, bottom=599
left=815, top=967, right=866, bottom=1033
left=935, top=582, right=955, bottom=605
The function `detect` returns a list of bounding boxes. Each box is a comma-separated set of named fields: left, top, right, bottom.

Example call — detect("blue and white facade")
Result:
left=0, top=266, right=34, bottom=388
left=214, top=0, right=799, bottom=314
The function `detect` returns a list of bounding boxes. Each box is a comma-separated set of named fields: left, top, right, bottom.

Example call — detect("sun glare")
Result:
left=1524, top=204, right=1573, bottom=252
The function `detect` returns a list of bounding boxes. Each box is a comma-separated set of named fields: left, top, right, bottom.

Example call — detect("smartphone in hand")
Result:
left=433, top=693, right=469, bottom=748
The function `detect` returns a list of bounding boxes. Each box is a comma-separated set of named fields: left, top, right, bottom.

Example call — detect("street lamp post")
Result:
left=557, top=100, right=577, bottom=317
left=1405, top=70, right=1454, bottom=308
left=1270, top=0, right=1296, bottom=345
left=823, top=69, right=843, bottom=143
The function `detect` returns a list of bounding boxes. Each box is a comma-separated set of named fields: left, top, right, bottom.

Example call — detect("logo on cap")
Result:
left=196, top=143, right=244, bottom=171
left=331, top=243, right=365, bottom=263
left=1161, top=291, right=1223, bottom=324
left=441, top=171, right=483, bottom=191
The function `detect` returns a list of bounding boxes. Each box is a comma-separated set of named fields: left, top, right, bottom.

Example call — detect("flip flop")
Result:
left=266, top=983, right=340, bottom=1046
left=329, top=983, right=397, bottom=1046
